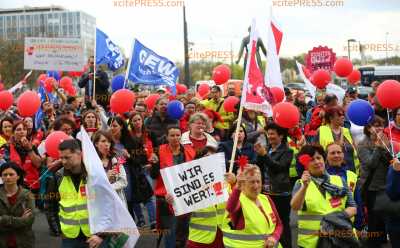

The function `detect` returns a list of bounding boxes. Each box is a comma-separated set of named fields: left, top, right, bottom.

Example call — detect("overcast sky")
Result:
left=2, top=0, right=400, bottom=63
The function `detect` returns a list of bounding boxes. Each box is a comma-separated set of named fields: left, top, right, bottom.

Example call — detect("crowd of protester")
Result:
left=0, top=63, right=400, bottom=248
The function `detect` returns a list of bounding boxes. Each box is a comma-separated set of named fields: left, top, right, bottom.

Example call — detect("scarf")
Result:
left=311, top=170, right=348, bottom=197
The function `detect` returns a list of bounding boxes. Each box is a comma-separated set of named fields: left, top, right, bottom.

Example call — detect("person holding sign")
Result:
left=186, top=146, right=236, bottom=248
left=150, top=125, right=196, bottom=248
left=223, top=165, right=283, bottom=248
left=291, top=144, right=357, bottom=248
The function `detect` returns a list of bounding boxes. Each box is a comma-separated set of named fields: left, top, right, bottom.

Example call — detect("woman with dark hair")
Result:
left=0, top=162, right=35, bottom=248
left=150, top=125, right=196, bottom=248
left=254, top=121, right=293, bottom=248
left=78, top=109, right=100, bottom=138
left=317, top=106, right=359, bottom=173
left=218, top=122, right=256, bottom=174
left=125, top=113, right=156, bottom=229
left=23, top=117, right=43, bottom=148
left=108, top=116, right=131, bottom=157
left=291, top=144, right=357, bottom=248
left=2, top=121, right=42, bottom=194
left=358, top=115, right=392, bottom=247
left=0, top=116, right=14, bottom=148
left=92, top=130, right=128, bottom=206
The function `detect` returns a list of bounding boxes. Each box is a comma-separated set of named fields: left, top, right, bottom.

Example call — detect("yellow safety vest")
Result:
left=188, top=203, right=226, bottom=244
left=222, top=193, right=282, bottom=248
left=201, top=98, right=235, bottom=130
left=288, top=137, right=299, bottom=178
left=297, top=175, right=347, bottom=248
left=59, top=176, right=91, bottom=238
left=319, top=125, right=360, bottom=175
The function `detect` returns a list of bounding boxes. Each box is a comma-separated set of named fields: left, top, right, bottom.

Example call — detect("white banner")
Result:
left=24, top=37, right=85, bottom=71
left=161, top=153, right=228, bottom=216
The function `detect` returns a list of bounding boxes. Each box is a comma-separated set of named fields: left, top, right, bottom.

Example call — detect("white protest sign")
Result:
left=24, top=37, right=85, bottom=71
left=160, top=152, right=228, bottom=216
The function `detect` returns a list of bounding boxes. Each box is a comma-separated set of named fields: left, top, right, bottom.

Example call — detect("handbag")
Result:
left=373, top=190, right=400, bottom=217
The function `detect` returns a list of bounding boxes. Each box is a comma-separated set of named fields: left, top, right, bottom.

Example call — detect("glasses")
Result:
left=193, top=121, right=206, bottom=126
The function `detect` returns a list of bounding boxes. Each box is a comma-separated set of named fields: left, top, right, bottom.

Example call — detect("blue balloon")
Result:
left=167, top=100, right=184, bottom=120
left=111, top=75, right=125, bottom=92
left=46, top=71, right=60, bottom=81
left=346, top=99, right=374, bottom=126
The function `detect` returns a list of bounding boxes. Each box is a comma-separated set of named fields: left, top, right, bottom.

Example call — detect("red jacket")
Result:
left=154, top=144, right=196, bottom=196
left=10, top=144, right=39, bottom=190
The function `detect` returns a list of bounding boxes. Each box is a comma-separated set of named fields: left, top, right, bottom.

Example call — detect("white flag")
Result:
left=265, top=8, right=284, bottom=89
left=80, top=127, right=139, bottom=247
left=296, top=61, right=345, bottom=104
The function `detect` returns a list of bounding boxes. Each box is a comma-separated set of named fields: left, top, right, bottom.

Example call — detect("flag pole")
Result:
left=124, top=39, right=135, bottom=89
left=93, top=27, right=97, bottom=101
left=228, top=19, right=256, bottom=173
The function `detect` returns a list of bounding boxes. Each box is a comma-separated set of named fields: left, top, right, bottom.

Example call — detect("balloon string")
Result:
left=386, top=109, right=395, bottom=157
left=371, top=126, right=391, bottom=155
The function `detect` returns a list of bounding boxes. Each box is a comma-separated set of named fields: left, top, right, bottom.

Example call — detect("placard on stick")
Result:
left=160, top=153, right=228, bottom=216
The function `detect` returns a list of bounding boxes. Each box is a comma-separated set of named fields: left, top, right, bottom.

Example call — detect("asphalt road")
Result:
left=33, top=210, right=159, bottom=248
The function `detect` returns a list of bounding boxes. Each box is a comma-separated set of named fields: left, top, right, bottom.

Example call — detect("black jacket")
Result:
left=144, top=112, right=179, bottom=146
left=317, top=211, right=360, bottom=248
left=256, top=143, right=293, bottom=194
left=78, top=70, right=110, bottom=108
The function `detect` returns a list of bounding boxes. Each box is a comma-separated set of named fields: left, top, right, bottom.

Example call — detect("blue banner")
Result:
left=126, top=39, right=179, bottom=89
left=34, top=85, right=56, bottom=130
left=96, top=28, right=125, bottom=71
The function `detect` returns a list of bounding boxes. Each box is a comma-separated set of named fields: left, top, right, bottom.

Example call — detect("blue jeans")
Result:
left=163, top=215, right=177, bottom=248
left=132, top=197, right=156, bottom=225
left=62, top=237, right=88, bottom=248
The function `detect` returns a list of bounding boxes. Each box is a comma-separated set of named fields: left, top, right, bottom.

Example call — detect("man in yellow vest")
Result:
left=201, top=85, right=235, bottom=140
left=57, top=139, right=104, bottom=248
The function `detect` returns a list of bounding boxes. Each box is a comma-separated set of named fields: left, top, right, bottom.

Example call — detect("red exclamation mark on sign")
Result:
left=213, top=182, right=223, bottom=196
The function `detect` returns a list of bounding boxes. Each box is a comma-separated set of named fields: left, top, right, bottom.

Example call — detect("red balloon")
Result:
left=270, top=87, right=285, bottom=103
left=223, top=96, right=240, bottom=112
left=273, top=102, right=300, bottom=128
left=0, top=91, right=13, bottom=111
left=45, top=131, right=71, bottom=159
left=110, top=89, right=135, bottom=114
left=44, top=77, right=56, bottom=93
left=212, top=64, right=231, bottom=85
left=144, top=94, right=160, bottom=111
left=347, top=69, right=361, bottom=85
left=198, top=84, right=210, bottom=98
left=334, top=57, right=353, bottom=77
left=37, top=73, right=47, bottom=85
left=311, top=69, right=331, bottom=89
left=376, top=80, right=400, bottom=109
left=17, top=91, right=41, bottom=117
left=176, top=83, right=188, bottom=95
left=60, top=76, right=73, bottom=90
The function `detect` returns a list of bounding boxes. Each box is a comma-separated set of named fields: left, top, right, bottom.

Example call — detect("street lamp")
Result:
left=385, top=32, right=389, bottom=65
left=347, top=39, right=356, bottom=60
